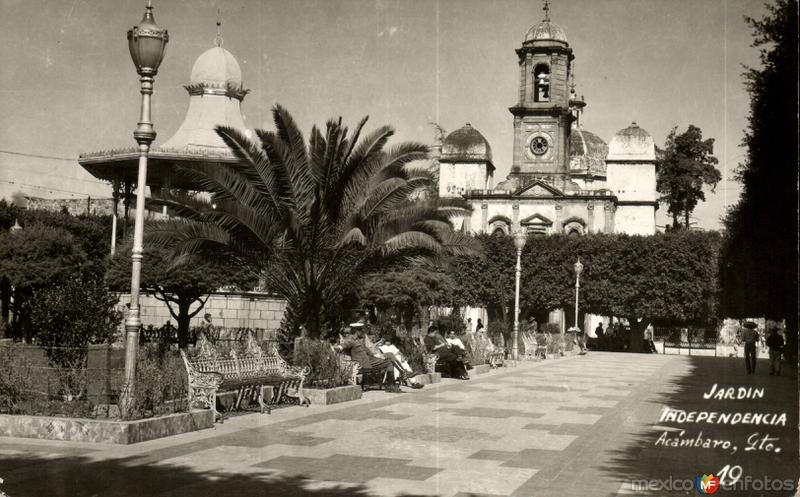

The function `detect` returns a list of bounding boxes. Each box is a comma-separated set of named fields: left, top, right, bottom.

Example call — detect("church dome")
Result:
left=524, top=19, right=568, bottom=44
left=569, top=129, right=608, bottom=159
left=607, top=122, right=656, bottom=162
left=189, top=46, right=243, bottom=89
left=441, top=123, right=493, bottom=164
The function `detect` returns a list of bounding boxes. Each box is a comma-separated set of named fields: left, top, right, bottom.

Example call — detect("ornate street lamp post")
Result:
left=120, top=0, right=168, bottom=416
left=512, top=230, right=527, bottom=362
left=572, top=257, right=584, bottom=331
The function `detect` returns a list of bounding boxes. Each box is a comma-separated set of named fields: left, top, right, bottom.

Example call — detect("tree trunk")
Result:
left=401, top=306, right=415, bottom=336
left=784, top=314, right=798, bottom=364
left=672, top=212, right=679, bottom=230
left=628, top=318, right=648, bottom=353
left=684, top=209, right=690, bottom=230
left=0, top=278, right=10, bottom=333
left=177, top=300, right=191, bottom=350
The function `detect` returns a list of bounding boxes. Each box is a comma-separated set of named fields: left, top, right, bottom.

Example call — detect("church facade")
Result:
left=437, top=11, right=658, bottom=237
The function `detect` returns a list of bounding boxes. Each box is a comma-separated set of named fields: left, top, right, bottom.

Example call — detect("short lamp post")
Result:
left=120, top=0, right=168, bottom=416
left=512, top=229, right=527, bottom=362
left=572, top=258, right=584, bottom=332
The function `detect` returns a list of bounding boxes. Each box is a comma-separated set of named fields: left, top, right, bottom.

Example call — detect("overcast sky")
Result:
left=0, top=0, right=765, bottom=230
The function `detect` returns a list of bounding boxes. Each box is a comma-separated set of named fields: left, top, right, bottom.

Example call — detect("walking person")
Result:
left=742, top=321, right=759, bottom=375
left=765, top=326, right=784, bottom=376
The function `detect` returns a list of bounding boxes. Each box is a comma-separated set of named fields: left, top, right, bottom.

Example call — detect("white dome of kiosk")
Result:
left=159, top=41, right=251, bottom=154
left=189, top=46, right=243, bottom=89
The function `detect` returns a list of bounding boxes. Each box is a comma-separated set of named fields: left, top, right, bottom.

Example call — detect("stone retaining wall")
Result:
left=115, top=292, right=287, bottom=331
left=0, top=410, right=214, bottom=444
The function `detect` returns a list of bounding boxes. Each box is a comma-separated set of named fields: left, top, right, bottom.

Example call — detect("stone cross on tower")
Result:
left=543, top=0, right=550, bottom=20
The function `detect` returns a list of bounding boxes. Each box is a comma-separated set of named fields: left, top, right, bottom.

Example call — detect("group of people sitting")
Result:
left=424, top=326, right=470, bottom=380
left=334, top=324, right=472, bottom=392
left=335, top=323, right=425, bottom=392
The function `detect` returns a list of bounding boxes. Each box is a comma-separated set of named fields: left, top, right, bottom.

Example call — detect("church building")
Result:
left=437, top=6, right=658, bottom=237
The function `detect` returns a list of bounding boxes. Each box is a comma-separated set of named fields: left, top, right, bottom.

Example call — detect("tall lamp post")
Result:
left=512, top=230, right=527, bottom=362
left=120, top=1, right=168, bottom=415
left=572, top=257, right=584, bottom=331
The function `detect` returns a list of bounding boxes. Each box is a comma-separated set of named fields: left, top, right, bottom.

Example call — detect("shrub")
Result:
left=394, top=337, right=426, bottom=373
left=0, top=343, right=93, bottom=417
left=540, top=322, right=561, bottom=335
left=487, top=320, right=508, bottom=348
left=464, top=333, right=491, bottom=365
left=292, top=338, right=353, bottom=389
left=123, top=344, right=188, bottom=421
left=0, top=345, right=32, bottom=413
left=31, top=277, right=121, bottom=368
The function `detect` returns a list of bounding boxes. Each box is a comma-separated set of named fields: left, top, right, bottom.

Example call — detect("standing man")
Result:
left=594, top=322, right=605, bottom=339
left=765, top=326, right=784, bottom=376
left=742, top=321, right=759, bottom=375
left=465, top=317, right=473, bottom=333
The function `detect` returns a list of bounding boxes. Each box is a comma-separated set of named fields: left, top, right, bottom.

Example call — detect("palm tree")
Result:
left=147, top=105, right=478, bottom=338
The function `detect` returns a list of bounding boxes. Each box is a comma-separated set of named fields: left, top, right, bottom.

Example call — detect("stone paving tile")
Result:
left=255, top=454, right=441, bottom=483
left=368, top=424, right=498, bottom=443
left=435, top=407, right=545, bottom=419
left=129, top=427, right=334, bottom=465
left=556, top=405, right=612, bottom=415
left=468, top=449, right=519, bottom=461
left=521, top=422, right=591, bottom=436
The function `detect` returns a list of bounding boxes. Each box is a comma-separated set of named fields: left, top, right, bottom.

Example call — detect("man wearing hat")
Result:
left=742, top=321, right=759, bottom=374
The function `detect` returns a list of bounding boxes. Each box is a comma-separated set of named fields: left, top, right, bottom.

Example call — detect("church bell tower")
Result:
left=509, top=1, right=574, bottom=188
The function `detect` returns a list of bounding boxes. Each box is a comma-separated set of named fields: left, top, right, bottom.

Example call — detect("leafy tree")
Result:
left=0, top=224, right=88, bottom=341
left=361, top=266, right=455, bottom=333
left=0, top=199, right=22, bottom=231
left=146, top=105, right=477, bottom=339
left=656, top=125, right=721, bottom=229
left=721, top=0, right=798, bottom=360
left=447, top=233, right=516, bottom=328
left=0, top=209, right=114, bottom=331
left=107, top=243, right=253, bottom=349
left=29, top=277, right=121, bottom=399
left=20, top=210, right=113, bottom=272
left=449, top=232, right=721, bottom=352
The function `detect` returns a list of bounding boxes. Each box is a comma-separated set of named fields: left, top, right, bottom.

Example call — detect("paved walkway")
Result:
left=0, top=353, right=796, bottom=497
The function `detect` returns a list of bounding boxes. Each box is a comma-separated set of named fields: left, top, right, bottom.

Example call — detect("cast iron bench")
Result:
left=334, top=349, right=388, bottom=390
left=180, top=335, right=310, bottom=421
left=662, top=340, right=717, bottom=356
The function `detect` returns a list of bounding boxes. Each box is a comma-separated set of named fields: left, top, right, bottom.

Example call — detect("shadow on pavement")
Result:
left=600, top=355, right=798, bottom=497
left=0, top=451, right=498, bottom=497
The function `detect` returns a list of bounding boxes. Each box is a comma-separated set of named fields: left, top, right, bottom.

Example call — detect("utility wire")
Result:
left=0, top=179, right=106, bottom=198
left=0, top=163, right=108, bottom=185
left=0, top=149, right=76, bottom=162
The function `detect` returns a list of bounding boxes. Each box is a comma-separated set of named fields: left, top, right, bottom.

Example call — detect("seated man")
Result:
left=424, top=325, right=468, bottom=380
left=337, top=325, right=401, bottom=392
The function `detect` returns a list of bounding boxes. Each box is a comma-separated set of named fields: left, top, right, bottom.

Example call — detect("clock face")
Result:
left=530, top=136, right=549, bottom=155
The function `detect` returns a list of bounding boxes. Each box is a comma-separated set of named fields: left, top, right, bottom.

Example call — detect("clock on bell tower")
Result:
left=509, top=2, right=574, bottom=188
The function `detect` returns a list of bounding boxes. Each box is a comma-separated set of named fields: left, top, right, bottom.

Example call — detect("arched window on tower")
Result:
left=534, top=64, right=550, bottom=102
